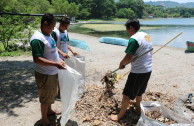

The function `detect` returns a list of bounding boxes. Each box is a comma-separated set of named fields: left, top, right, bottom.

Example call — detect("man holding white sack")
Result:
left=30, top=13, right=66, bottom=126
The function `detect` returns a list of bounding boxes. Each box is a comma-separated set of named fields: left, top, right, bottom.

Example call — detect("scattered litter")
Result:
left=145, top=111, right=177, bottom=124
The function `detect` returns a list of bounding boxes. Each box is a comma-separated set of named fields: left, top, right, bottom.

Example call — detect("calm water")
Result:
left=140, top=18, right=194, bottom=48
left=70, top=18, right=194, bottom=48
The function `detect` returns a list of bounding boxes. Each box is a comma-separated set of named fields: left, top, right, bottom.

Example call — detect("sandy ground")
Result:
left=0, top=32, right=194, bottom=126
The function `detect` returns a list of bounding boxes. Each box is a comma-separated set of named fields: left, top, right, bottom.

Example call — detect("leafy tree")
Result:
left=0, top=15, right=26, bottom=51
left=116, top=8, right=135, bottom=19
left=50, top=0, right=66, bottom=15
left=90, top=0, right=116, bottom=18
left=183, top=12, right=191, bottom=18
left=78, top=8, right=91, bottom=19
left=65, top=2, right=79, bottom=17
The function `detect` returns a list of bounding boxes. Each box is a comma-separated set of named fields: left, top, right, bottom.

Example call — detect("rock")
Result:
left=93, top=120, right=101, bottom=126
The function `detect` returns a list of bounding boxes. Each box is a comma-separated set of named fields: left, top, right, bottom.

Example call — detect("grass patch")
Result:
left=80, top=24, right=126, bottom=32
left=0, top=50, right=31, bottom=57
left=80, top=24, right=162, bottom=32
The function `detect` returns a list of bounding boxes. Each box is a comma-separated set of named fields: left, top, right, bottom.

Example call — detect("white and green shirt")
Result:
left=51, top=28, right=69, bottom=59
left=30, top=30, right=60, bottom=75
left=125, top=31, right=152, bottom=73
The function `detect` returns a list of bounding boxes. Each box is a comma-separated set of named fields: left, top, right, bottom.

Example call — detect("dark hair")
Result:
left=125, top=19, right=140, bottom=31
left=41, top=13, right=57, bottom=26
left=59, top=16, right=70, bottom=25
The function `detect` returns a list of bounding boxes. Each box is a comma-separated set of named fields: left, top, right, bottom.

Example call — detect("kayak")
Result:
left=99, top=37, right=129, bottom=46
left=69, top=39, right=90, bottom=50
left=186, top=41, right=194, bottom=52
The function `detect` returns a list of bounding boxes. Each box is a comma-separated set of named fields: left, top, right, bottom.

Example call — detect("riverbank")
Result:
left=0, top=32, right=193, bottom=126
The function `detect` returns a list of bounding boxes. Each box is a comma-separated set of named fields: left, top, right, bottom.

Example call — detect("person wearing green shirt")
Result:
left=30, top=13, right=66, bottom=126
left=51, top=16, right=78, bottom=60
left=109, top=19, right=152, bottom=121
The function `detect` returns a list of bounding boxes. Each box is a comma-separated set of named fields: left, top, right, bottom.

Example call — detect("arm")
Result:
left=33, top=56, right=66, bottom=69
left=120, top=38, right=139, bottom=69
left=119, top=54, right=133, bottom=69
left=57, top=47, right=70, bottom=58
left=68, top=45, right=78, bottom=56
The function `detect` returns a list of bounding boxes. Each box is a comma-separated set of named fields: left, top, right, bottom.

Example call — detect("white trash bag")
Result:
left=64, top=55, right=85, bottom=98
left=137, top=101, right=192, bottom=126
left=58, top=65, right=84, bottom=126
left=64, top=55, right=85, bottom=78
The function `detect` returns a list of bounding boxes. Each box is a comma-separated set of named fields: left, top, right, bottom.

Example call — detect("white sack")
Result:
left=58, top=65, right=84, bottom=126
left=137, top=101, right=192, bottom=126
left=64, top=55, right=85, bottom=98
left=64, top=55, right=85, bottom=78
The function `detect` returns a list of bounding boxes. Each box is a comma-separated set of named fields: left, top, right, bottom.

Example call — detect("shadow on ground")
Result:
left=0, top=60, right=37, bottom=116
left=34, top=115, right=78, bottom=126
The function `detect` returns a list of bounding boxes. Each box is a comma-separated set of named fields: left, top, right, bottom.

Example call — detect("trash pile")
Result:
left=73, top=71, right=177, bottom=125
left=143, top=91, right=176, bottom=109
left=145, top=111, right=177, bottom=124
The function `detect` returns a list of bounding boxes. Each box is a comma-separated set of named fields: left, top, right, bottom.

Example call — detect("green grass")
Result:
left=0, top=50, right=31, bottom=57
left=78, top=24, right=162, bottom=32
left=80, top=24, right=126, bottom=32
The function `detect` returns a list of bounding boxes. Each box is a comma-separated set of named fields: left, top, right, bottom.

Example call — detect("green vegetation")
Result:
left=146, top=1, right=194, bottom=9
left=0, top=0, right=194, bottom=56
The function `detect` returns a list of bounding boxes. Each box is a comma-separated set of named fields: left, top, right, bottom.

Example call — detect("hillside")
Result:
left=145, top=1, right=194, bottom=8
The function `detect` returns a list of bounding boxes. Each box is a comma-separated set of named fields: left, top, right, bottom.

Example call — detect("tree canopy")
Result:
left=1, top=0, right=194, bottom=19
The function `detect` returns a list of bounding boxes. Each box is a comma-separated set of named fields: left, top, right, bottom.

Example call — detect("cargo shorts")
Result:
left=35, top=71, right=58, bottom=104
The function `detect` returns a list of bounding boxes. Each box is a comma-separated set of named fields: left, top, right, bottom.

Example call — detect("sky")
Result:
left=143, top=0, right=194, bottom=3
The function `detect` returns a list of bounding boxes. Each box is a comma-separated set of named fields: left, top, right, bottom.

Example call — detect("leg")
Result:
left=40, top=103, right=51, bottom=126
left=135, top=95, right=142, bottom=115
left=110, top=95, right=131, bottom=121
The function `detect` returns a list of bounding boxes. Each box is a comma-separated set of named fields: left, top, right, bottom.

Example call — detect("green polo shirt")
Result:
left=30, top=39, right=44, bottom=57
left=125, top=38, right=139, bottom=55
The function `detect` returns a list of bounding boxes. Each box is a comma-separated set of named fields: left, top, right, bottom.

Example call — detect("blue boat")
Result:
left=99, top=37, right=129, bottom=46
left=69, top=39, right=90, bottom=50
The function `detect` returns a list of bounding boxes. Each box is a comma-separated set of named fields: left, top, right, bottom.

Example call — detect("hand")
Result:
left=119, top=63, right=125, bottom=69
left=62, top=53, right=70, bottom=59
left=56, top=61, right=66, bottom=69
left=72, top=52, right=78, bottom=56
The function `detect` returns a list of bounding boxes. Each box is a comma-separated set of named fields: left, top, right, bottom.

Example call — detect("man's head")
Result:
left=59, top=16, right=70, bottom=31
left=125, top=19, right=140, bottom=36
left=41, top=13, right=57, bottom=35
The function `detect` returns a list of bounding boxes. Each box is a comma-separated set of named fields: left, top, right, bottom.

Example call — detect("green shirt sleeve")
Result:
left=51, top=31, right=57, bottom=42
left=125, top=38, right=139, bottom=55
left=30, top=39, right=44, bottom=57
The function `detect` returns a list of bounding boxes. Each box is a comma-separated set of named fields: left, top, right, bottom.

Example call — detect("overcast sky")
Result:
left=143, top=0, right=194, bottom=3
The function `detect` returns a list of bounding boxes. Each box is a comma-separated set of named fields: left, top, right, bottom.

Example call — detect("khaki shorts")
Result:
left=35, top=71, right=58, bottom=104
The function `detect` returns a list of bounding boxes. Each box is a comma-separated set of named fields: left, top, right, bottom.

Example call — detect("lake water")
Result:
left=140, top=18, right=194, bottom=48
left=70, top=18, right=194, bottom=49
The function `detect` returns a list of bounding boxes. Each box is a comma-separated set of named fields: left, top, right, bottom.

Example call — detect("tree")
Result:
left=78, top=8, right=91, bottom=19
left=0, top=15, right=27, bottom=51
left=65, top=2, right=79, bottom=17
left=90, top=0, right=116, bottom=18
left=51, top=0, right=66, bottom=15
left=116, top=8, right=135, bottom=19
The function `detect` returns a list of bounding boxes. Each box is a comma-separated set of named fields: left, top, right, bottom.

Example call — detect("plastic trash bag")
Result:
left=64, top=55, right=85, bottom=79
left=58, top=65, right=84, bottom=126
left=64, top=55, right=85, bottom=98
left=137, top=101, right=192, bottom=126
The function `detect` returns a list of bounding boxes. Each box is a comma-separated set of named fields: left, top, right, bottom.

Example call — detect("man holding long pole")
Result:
left=109, top=19, right=152, bottom=121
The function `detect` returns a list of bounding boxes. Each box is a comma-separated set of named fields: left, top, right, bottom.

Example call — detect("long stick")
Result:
left=153, top=32, right=183, bottom=54
left=117, top=32, right=183, bottom=81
